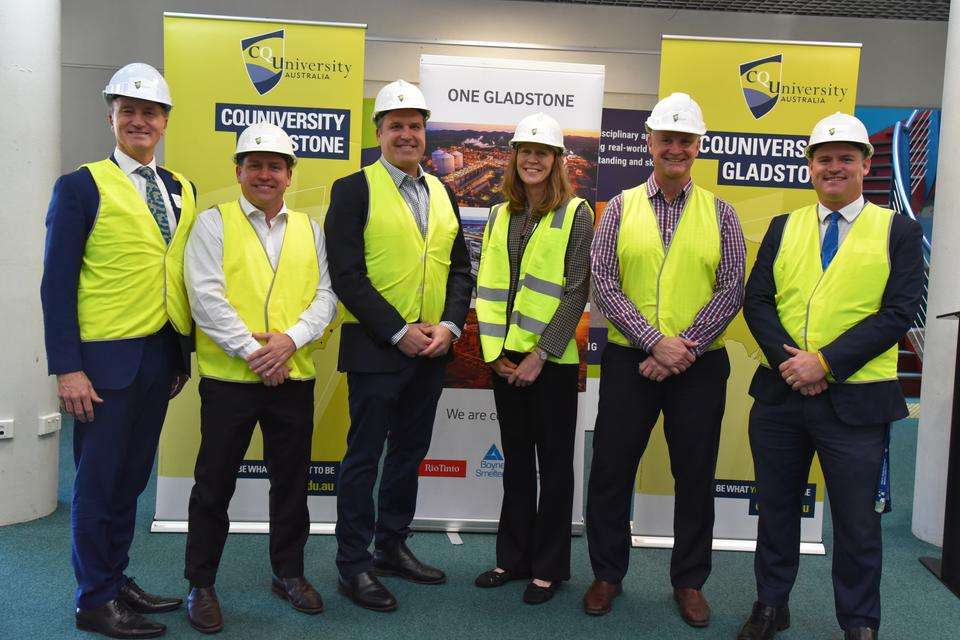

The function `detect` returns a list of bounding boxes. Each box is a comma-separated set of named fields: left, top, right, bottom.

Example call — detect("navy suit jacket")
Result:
left=743, top=209, right=924, bottom=426
left=40, top=155, right=195, bottom=390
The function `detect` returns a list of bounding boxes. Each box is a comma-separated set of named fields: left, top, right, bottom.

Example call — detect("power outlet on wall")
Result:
left=0, top=418, right=14, bottom=440
left=38, top=413, right=61, bottom=437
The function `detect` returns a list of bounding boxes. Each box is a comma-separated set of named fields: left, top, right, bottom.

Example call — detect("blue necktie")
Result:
left=135, top=166, right=172, bottom=244
left=820, top=211, right=842, bottom=270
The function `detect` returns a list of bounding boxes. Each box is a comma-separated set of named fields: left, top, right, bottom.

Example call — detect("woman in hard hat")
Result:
left=473, top=112, right=594, bottom=604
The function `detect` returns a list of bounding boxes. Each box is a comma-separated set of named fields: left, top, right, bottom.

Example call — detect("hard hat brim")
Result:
left=372, top=108, right=431, bottom=123
left=804, top=140, right=874, bottom=159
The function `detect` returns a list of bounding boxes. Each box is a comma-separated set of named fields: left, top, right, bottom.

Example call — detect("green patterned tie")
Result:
left=135, top=166, right=172, bottom=244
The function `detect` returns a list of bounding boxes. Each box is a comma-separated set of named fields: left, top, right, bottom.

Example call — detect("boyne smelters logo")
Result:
left=241, top=29, right=285, bottom=95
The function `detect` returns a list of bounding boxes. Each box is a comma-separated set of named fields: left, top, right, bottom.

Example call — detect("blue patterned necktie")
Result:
left=820, top=211, right=842, bottom=270
left=135, top=166, right=172, bottom=244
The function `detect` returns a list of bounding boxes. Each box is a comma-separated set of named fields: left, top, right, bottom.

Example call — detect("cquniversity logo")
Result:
left=739, top=54, right=782, bottom=119
left=241, top=29, right=284, bottom=95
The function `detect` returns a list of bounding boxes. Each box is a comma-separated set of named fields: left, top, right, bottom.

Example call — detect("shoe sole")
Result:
left=270, top=582, right=324, bottom=615
left=76, top=619, right=166, bottom=639
left=188, top=616, right=223, bottom=635
left=372, top=567, right=447, bottom=585
left=336, top=583, right=399, bottom=612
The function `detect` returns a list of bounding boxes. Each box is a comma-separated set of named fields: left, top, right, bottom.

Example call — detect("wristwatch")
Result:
left=534, top=347, right=548, bottom=361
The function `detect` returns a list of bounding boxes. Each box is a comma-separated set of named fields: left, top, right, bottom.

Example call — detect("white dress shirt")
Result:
left=114, top=147, right=178, bottom=236
left=184, top=194, right=338, bottom=360
left=817, top=195, right=866, bottom=249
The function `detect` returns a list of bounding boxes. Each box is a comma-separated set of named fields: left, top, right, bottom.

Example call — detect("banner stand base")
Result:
left=413, top=517, right=584, bottom=536
left=631, top=535, right=825, bottom=555
left=151, top=521, right=337, bottom=535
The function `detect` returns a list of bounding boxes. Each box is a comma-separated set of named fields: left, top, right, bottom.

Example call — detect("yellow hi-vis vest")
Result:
left=195, top=201, right=320, bottom=382
left=476, top=198, right=588, bottom=364
left=78, top=159, right=196, bottom=340
left=766, top=202, right=898, bottom=382
left=606, top=184, right=724, bottom=350
left=341, top=162, right=460, bottom=326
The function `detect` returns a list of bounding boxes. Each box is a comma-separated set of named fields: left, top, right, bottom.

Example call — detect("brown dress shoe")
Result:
left=583, top=579, right=622, bottom=616
left=187, top=586, right=223, bottom=634
left=673, top=588, right=710, bottom=627
left=271, top=576, right=324, bottom=614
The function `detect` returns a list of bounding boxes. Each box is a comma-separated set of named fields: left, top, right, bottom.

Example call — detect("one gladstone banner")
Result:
left=632, top=36, right=861, bottom=552
left=155, top=13, right=365, bottom=531
left=416, top=55, right=604, bottom=531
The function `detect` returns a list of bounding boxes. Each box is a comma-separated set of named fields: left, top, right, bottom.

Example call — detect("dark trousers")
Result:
left=72, top=330, right=177, bottom=609
left=492, top=356, right=578, bottom=582
left=335, top=358, right=446, bottom=578
left=184, top=378, right=315, bottom=587
left=586, top=343, right=728, bottom=588
left=750, top=392, right=885, bottom=631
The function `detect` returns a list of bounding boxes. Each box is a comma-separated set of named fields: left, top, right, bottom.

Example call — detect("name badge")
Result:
left=171, top=193, right=182, bottom=208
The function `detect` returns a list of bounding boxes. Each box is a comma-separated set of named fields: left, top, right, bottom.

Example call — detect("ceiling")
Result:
left=514, top=1, right=951, bottom=21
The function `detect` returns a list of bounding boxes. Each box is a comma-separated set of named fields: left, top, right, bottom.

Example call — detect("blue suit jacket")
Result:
left=40, top=155, right=195, bottom=390
left=743, top=210, right=924, bottom=425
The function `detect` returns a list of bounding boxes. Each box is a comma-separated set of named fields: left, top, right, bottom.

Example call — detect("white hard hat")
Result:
left=806, top=112, right=874, bottom=158
left=373, top=79, right=430, bottom=121
left=234, top=122, right=297, bottom=166
left=509, top=112, right=565, bottom=153
left=103, top=63, right=173, bottom=110
left=646, top=92, right=707, bottom=136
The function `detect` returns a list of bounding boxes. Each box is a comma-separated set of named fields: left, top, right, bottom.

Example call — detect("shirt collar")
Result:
left=238, top=194, right=287, bottom=219
left=379, top=155, right=424, bottom=187
left=114, top=146, right=157, bottom=177
left=817, top=195, right=865, bottom=224
left=645, top=173, right=693, bottom=201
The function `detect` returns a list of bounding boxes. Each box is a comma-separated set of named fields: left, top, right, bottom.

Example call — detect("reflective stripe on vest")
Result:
left=78, top=159, right=196, bottom=340
left=195, top=201, right=320, bottom=382
left=606, top=184, right=723, bottom=349
left=340, top=162, right=459, bottom=326
left=767, top=202, right=897, bottom=382
left=475, top=198, right=588, bottom=364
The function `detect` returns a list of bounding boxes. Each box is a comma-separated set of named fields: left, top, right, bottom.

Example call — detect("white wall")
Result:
left=61, top=0, right=946, bottom=172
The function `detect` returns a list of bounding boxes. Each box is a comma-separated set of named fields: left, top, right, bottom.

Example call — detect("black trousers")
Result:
left=586, top=343, right=728, bottom=588
left=492, top=355, right=578, bottom=582
left=335, top=357, right=446, bottom=578
left=184, top=378, right=315, bottom=587
left=750, top=392, right=885, bottom=631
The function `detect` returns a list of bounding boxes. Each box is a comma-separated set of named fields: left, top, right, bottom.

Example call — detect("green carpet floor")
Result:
left=1, top=417, right=957, bottom=639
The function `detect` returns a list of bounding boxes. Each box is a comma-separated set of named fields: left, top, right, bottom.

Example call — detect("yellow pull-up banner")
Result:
left=155, top=13, right=365, bottom=529
left=633, top=36, right=861, bottom=551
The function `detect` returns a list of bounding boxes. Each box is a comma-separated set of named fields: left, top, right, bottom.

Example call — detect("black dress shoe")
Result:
left=474, top=568, right=530, bottom=588
left=337, top=571, right=398, bottom=612
left=75, top=599, right=166, bottom=639
left=845, top=628, right=877, bottom=640
left=186, top=586, right=223, bottom=634
left=271, top=576, right=324, bottom=614
left=737, top=601, right=790, bottom=640
left=118, top=577, right=183, bottom=614
left=373, top=540, right=446, bottom=584
left=522, top=580, right=560, bottom=605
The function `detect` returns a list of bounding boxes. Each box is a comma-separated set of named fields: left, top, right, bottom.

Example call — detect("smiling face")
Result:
left=108, top=96, right=168, bottom=163
left=377, top=109, right=426, bottom=175
left=808, top=142, right=871, bottom=208
left=648, top=129, right=699, bottom=183
left=235, top=152, right=292, bottom=214
left=515, top=142, right=556, bottom=189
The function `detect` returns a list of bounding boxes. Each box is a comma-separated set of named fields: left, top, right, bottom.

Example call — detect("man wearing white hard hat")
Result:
left=182, top=122, right=337, bottom=632
left=41, top=62, right=197, bottom=638
left=324, top=79, right=472, bottom=611
left=585, top=92, right=745, bottom=625
left=739, top=113, right=923, bottom=640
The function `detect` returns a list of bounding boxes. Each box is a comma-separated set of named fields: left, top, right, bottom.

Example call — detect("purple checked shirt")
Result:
left=591, top=175, right=746, bottom=356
